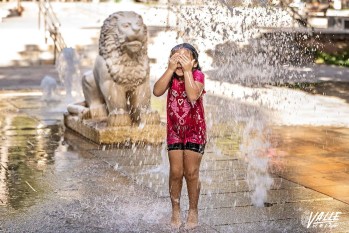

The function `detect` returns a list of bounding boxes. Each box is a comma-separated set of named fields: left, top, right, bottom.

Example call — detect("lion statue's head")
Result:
left=99, top=11, right=148, bottom=76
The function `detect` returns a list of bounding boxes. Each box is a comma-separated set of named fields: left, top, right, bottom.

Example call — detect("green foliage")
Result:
left=315, top=50, right=349, bottom=67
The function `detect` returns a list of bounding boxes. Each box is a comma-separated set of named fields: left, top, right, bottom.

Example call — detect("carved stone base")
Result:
left=64, top=113, right=166, bottom=145
left=107, top=113, right=132, bottom=126
left=107, top=111, right=161, bottom=127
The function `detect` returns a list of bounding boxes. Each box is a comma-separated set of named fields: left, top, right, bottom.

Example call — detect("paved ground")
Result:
left=0, top=87, right=349, bottom=232
left=0, top=1, right=349, bottom=233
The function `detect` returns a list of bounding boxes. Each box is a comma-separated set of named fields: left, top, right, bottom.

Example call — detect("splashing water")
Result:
left=239, top=112, right=273, bottom=207
left=174, top=1, right=314, bottom=85
left=176, top=1, right=294, bottom=47
left=148, top=143, right=169, bottom=175
left=40, top=75, right=59, bottom=101
left=167, top=1, right=313, bottom=206
left=55, top=47, right=82, bottom=101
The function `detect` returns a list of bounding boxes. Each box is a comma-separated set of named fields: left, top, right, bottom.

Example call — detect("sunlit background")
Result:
left=0, top=0, right=348, bottom=232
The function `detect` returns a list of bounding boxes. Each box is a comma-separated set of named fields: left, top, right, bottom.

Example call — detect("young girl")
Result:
left=153, top=43, right=206, bottom=229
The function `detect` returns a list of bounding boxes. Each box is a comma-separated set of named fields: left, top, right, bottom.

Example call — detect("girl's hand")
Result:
left=168, top=53, right=179, bottom=72
left=179, top=54, right=195, bottom=72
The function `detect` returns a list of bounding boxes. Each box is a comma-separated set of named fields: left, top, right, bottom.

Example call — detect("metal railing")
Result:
left=38, top=0, right=66, bottom=63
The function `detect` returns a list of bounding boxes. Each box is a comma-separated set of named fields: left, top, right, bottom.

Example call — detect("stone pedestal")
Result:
left=64, top=113, right=166, bottom=145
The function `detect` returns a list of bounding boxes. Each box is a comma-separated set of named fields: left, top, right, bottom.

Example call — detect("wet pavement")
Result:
left=0, top=90, right=349, bottom=232
left=1, top=1, right=349, bottom=233
left=0, top=91, right=174, bottom=233
left=271, top=126, right=349, bottom=205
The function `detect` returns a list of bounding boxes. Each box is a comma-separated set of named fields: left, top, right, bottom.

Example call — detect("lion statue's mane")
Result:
left=67, top=11, right=155, bottom=126
left=99, top=12, right=148, bottom=88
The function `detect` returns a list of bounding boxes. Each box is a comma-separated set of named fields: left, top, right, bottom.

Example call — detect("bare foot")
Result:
left=185, top=209, right=198, bottom=229
left=171, top=209, right=181, bottom=229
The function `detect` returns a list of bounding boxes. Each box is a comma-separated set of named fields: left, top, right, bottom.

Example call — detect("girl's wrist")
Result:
left=183, top=66, right=192, bottom=72
left=184, top=70, right=192, bottom=76
left=167, top=67, right=176, bottom=73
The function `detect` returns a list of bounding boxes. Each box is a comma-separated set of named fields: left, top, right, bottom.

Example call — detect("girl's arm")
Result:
left=179, top=55, right=204, bottom=102
left=153, top=68, right=173, bottom=97
left=153, top=54, right=179, bottom=97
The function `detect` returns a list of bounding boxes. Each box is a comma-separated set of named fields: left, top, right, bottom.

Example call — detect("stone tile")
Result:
left=198, top=192, right=253, bottom=209
left=126, top=169, right=168, bottom=185
left=335, top=221, right=349, bottom=233
left=266, top=188, right=333, bottom=204
left=294, top=200, right=349, bottom=214
left=204, top=150, right=233, bottom=160
left=201, top=200, right=349, bottom=227
left=339, top=197, right=349, bottom=205
left=90, top=146, right=163, bottom=157
left=200, top=180, right=251, bottom=194
left=283, top=175, right=339, bottom=188
left=324, top=172, right=349, bottom=183
left=55, top=149, right=95, bottom=160
left=313, top=163, right=349, bottom=173
left=134, top=181, right=168, bottom=195
left=269, top=178, right=300, bottom=189
left=278, top=165, right=323, bottom=176
left=332, top=155, right=349, bottom=163
left=8, top=97, right=45, bottom=109
left=194, top=188, right=333, bottom=211
left=89, top=146, right=164, bottom=167
left=119, top=164, right=161, bottom=172
left=201, top=177, right=306, bottom=195
left=100, top=155, right=161, bottom=167
left=119, top=167, right=309, bottom=202
left=117, top=165, right=171, bottom=197
left=201, top=159, right=247, bottom=171
left=213, top=219, right=308, bottom=233
left=25, top=110, right=64, bottom=122
left=200, top=169, right=247, bottom=182
left=200, top=206, right=277, bottom=225
left=65, top=139, right=101, bottom=151
left=178, top=224, right=218, bottom=233
left=121, top=173, right=326, bottom=209
left=313, top=185, right=349, bottom=204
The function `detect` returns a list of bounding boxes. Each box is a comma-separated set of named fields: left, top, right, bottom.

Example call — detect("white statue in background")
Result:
left=56, top=47, right=81, bottom=99
left=67, top=11, right=158, bottom=126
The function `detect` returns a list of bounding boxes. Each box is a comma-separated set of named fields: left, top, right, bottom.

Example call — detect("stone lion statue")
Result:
left=67, top=11, right=158, bottom=126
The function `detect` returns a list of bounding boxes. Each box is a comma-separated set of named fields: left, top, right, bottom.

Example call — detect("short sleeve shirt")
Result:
left=166, top=70, right=206, bottom=145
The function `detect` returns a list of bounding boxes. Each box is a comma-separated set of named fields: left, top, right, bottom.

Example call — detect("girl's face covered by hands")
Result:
left=170, top=48, right=197, bottom=77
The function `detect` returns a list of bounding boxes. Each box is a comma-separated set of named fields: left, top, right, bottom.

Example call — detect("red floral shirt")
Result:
left=167, top=70, right=206, bottom=145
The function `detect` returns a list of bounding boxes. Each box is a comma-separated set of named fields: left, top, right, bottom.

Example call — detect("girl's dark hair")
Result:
left=170, top=43, right=201, bottom=71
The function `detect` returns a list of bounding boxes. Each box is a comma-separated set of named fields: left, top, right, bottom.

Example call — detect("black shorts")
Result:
left=167, top=142, right=205, bottom=155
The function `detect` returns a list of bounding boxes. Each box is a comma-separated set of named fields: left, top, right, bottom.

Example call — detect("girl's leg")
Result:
left=183, top=150, right=203, bottom=229
left=168, top=150, right=184, bottom=228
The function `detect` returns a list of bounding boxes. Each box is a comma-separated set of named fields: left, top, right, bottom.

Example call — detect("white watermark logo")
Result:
left=302, top=211, right=341, bottom=229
